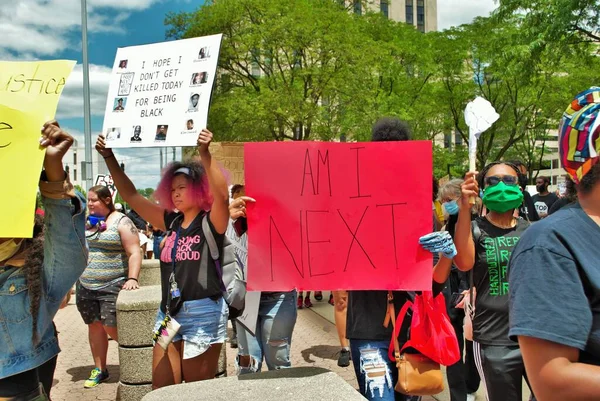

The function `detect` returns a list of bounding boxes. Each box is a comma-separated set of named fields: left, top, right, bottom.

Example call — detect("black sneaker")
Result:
left=230, top=337, right=238, bottom=349
left=338, top=349, right=351, bottom=367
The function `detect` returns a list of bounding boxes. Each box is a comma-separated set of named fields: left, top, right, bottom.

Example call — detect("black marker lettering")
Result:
left=269, top=215, right=304, bottom=281
left=350, top=147, right=370, bottom=199
left=305, top=210, right=332, bottom=277
left=300, top=148, right=316, bottom=196
left=377, top=203, right=408, bottom=269
left=317, top=149, right=332, bottom=196
left=338, top=207, right=376, bottom=271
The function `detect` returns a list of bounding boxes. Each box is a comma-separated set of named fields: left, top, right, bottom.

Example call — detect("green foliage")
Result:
left=165, top=0, right=600, bottom=175
left=495, top=0, right=600, bottom=53
left=165, top=0, right=436, bottom=142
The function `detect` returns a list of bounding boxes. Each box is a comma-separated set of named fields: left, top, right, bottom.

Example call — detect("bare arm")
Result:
left=118, top=216, right=141, bottom=290
left=454, top=172, right=478, bottom=271
left=432, top=255, right=454, bottom=284
left=95, top=135, right=166, bottom=231
left=519, top=336, right=600, bottom=401
left=198, top=129, right=229, bottom=234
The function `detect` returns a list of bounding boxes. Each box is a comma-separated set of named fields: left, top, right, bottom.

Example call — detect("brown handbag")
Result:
left=384, top=291, right=444, bottom=396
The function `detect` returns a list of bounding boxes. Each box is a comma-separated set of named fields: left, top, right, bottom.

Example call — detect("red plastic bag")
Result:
left=388, top=291, right=460, bottom=366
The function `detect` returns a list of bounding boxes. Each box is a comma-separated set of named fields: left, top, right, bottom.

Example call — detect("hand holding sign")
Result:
left=464, top=97, right=499, bottom=203
left=197, top=129, right=213, bottom=155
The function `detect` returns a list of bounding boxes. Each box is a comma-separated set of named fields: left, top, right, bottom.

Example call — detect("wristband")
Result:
left=127, top=277, right=138, bottom=282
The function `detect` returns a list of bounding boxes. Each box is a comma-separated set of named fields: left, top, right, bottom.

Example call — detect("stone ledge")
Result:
left=116, top=285, right=161, bottom=312
left=119, top=346, right=153, bottom=384
left=141, top=367, right=364, bottom=401
left=117, top=382, right=153, bottom=401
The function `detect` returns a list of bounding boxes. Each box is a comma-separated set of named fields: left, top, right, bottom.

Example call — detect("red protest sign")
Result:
left=244, top=141, right=433, bottom=292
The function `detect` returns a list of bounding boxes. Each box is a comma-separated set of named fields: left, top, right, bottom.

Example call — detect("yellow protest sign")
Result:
left=0, top=60, right=75, bottom=238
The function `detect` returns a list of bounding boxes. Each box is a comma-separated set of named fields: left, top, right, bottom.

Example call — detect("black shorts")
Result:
left=76, top=280, right=124, bottom=327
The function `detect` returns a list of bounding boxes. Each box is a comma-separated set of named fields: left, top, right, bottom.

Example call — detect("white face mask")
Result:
left=0, top=238, right=24, bottom=264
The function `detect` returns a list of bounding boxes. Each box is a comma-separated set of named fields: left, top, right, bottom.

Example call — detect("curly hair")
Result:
left=371, top=117, right=412, bottom=142
left=154, top=159, right=213, bottom=211
left=578, top=162, right=600, bottom=195
left=231, top=184, right=245, bottom=199
left=23, top=215, right=45, bottom=345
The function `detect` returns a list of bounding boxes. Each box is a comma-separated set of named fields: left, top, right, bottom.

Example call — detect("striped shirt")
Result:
left=80, top=213, right=128, bottom=290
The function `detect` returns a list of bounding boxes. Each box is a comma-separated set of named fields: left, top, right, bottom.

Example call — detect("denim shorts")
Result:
left=153, top=297, right=228, bottom=360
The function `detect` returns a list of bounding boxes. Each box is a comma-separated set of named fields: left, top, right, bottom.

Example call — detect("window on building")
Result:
left=381, top=0, right=389, bottom=18
left=354, top=0, right=362, bottom=15
left=444, top=133, right=452, bottom=149
left=251, top=48, right=261, bottom=77
left=455, top=133, right=463, bottom=147
left=417, top=0, right=425, bottom=32
left=73, top=151, right=77, bottom=165
left=74, top=169, right=77, bottom=181
left=405, top=0, right=413, bottom=24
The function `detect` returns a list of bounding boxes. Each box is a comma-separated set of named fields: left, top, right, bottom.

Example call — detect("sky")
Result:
left=0, top=0, right=497, bottom=189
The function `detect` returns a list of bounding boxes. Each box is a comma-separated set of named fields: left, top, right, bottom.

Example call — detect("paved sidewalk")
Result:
left=52, top=297, right=531, bottom=401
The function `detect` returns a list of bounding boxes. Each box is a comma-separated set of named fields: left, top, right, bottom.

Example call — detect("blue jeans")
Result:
left=235, top=291, right=297, bottom=373
left=350, top=339, right=421, bottom=401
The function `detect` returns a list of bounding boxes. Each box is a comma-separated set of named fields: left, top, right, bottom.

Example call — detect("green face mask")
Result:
left=482, top=181, right=524, bottom=213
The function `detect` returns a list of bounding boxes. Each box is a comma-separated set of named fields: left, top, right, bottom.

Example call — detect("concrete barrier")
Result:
left=116, top=285, right=161, bottom=400
left=138, top=259, right=161, bottom=287
left=141, top=367, right=364, bottom=401
left=116, top=284, right=228, bottom=400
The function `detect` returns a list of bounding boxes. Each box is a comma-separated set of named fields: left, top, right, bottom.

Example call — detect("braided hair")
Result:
left=23, top=215, right=45, bottom=345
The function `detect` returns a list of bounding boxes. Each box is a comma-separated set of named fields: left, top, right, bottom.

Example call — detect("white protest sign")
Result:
left=102, top=34, right=222, bottom=148
left=464, top=97, right=499, bottom=171
left=95, top=174, right=118, bottom=200
left=236, top=291, right=261, bottom=336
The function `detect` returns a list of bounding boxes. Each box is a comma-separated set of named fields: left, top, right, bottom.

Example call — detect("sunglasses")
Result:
left=484, top=175, right=518, bottom=187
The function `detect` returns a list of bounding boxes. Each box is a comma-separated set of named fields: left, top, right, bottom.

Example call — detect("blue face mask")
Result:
left=443, top=200, right=459, bottom=216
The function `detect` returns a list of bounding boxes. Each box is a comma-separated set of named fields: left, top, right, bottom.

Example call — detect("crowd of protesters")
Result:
left=1, top=87, right=599, bottom=401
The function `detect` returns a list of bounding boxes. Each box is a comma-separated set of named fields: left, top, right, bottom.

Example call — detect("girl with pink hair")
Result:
left=95, top=130, right=230, bottom=389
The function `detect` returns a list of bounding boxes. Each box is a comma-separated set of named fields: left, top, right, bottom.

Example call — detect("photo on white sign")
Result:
left=188, top=93, right=200, bottom=112
left=198, top=47, right=210, bottom=60
left=155, top=125, right=169, bottom=142
left=102, top=34, right=223, bottom=148
left=106, top=128, right=121, bottom=141
left=130, top=125, right=143, bottom=142
left=119, top=72, right=135, bottom=96
left=113, top=97, right=127, bottom=112
left=190, top=72, right=208, bottom=85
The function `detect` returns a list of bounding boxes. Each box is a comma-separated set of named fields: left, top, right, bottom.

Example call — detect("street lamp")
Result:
left=81, top=0, right=93, bottom=190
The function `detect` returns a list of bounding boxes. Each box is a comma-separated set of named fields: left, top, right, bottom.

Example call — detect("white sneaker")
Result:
left=467, top=394, right=476, bottom=401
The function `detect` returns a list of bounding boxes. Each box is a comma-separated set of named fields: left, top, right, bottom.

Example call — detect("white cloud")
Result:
left=437, top=0, right=498, bottom=31
left=0, top=0, right=159, bottom=58
left=57, top=63, right=113, bottom=118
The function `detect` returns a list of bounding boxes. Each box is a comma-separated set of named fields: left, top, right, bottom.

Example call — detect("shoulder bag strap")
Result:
left=385, top=291, right=414, bottom=361
left=201, top=214, right=226, bottom=292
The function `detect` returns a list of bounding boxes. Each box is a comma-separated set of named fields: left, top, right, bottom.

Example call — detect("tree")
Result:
left=433, top=16, right=597, bottom=170
left=165, top=0, right=435, bottom=142
left=496, top=0, right=600, bottom=51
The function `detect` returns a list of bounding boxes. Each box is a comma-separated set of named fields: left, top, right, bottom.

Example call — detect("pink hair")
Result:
left=154, top=160, right=214, bottom=211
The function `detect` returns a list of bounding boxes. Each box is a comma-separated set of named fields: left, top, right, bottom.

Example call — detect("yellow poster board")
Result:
left=0, top=60, right=76, bottom=238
